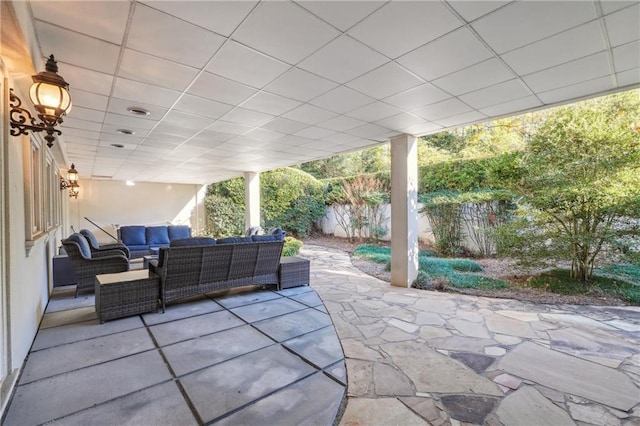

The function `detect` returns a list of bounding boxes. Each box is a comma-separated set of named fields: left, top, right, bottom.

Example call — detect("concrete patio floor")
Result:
left=4, top=243, right=640, bottom=425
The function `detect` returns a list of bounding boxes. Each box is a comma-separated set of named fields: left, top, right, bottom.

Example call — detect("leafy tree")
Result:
left=496, top=90, right=640, bottom=281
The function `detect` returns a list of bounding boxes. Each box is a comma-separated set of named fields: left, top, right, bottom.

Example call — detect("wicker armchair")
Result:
left=62, top=233, right=130, bottom=297
left=80, top=229, right=131, bottom=259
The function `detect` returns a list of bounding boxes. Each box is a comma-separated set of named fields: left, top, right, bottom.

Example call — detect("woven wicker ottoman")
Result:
left=278, top=256, right=310, bottom=290
left=95, top=270, right=160, bottom=323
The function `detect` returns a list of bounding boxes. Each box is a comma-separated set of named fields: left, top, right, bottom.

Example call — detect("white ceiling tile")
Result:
left=433, top=58, right=514, bottom=96
left=479, top=95, right=543, bottom=117
left=436, top=111, right=488, bottom=128
left=61, top=117, right=102, bottom=132
left=346, top=123, right=392, bottom=139
left=188, top=130, right=236, bottom=146
left=113, top=78, right=181, bottom=108
left=537, top=76, right=615, bottom=104
left=241, top=92, right=302, bottom=116
left=128, top=4, right=225, bottom=68
left=232, top=1, right=339, bottom=64
left=472, top=1, right=597, bottom=53
left=173, top=94, right=233, bottom=119
left=397, top=27, right=494, bottom=81
left=119, top=49, right=199, bottom=91
left=64, top=136, right=99, bottom=146
left=601, top=1, right=637, bottom=14
left=104, top=113, right=156, bottom=130
left=298, top=35, right=388, bottom=84
left=459, top=79, right=532, bottom=109
left=282, top=104, right=338, bottom=125
left=347, top=62, right=423, bottom=100
left=243, top=128, right=285, bottom=142
left=97, top=140, right=138, bottom=150
left=69, top=89, right=109, bottom=111
left=294, top=126, right=336, bottom=139
left=383, top=84, right=451, bottom=110
left=152, top=122, right=197, bottom=139
left=613, top=41, right=640, bottom=73
left=31, top=1, right=129, bottom=44
left=206, top=41, right=290, bottom=89
left=221, top=108, right=274, bottom=127
left=99, top=129, right=145, bottom=143
left=502, top=22, right=606, bottom=76
left=446, top=1, right=511, bottom=22
left=349, top=1, right=463, bottom=58
left=377, top=113, right=426, bottom=132
left=264, top=68, right=338, bottom=102
left=310, top=86, right=375, bottom=114
left=402, top=122, right=443, bottom=136
left=617, top=68, right=640, bottom=87
left=163, top=111, right=215, bottom=130
left=67, top=106, right=106, bottom=123
left=273, top=135, right=314, bottom=147
left=188, top=72, right=257, bottom=105
left=413, top=98, right=472, bottom=121
left=605, top=4, right=640, bottom=47
left=317, top=115, right=367, bottom=132
left=140, top=1, right=257, bottom=37
left=296, top=1, right=385, bottom=31
left=107, top=98, right=168, bottom=121
left=207, top=121, right=253, bottom=135
left=35, top=22, right=121, bottom=74
left=57, top=63, right=113, bottom=96
left=346, top=102, right=403, bottom=122
left=523, top=52, right=611, bottom=93
left=261, top=117, right=308, bottom=134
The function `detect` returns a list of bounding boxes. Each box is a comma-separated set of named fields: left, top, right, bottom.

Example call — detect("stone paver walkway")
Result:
left=303, top=244, right=640, bottom=425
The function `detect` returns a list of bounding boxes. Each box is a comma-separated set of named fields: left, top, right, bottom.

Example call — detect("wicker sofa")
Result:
left=117, top=225, right=191, bottom=258
left=152, top=240, right=284, bottom=311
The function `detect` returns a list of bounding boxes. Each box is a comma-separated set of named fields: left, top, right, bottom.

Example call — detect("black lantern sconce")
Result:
left=60, top=163, right=80, bottom=198
left=9, top=55, right=72, bottom=148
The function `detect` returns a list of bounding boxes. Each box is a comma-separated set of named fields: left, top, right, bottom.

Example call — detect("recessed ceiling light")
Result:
left=111, top=143, right=125, bottom=148
left=116, top=129, right=135, bottom=135
left=127, top=107, right=150, bottom=116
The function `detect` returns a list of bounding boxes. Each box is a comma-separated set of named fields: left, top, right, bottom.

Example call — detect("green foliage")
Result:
left=527, top=269, right=640, bottom=304
left=207, top=178, right=245, bottom=205
left=204, top=194, right=244, bottom=237
left=497, top=90, right=640, bottom=281
left=282, top=236, right=303, bottom=257
left=597, top=264, right=640, bottom=284
left=352, top=245, right=509, bottom=291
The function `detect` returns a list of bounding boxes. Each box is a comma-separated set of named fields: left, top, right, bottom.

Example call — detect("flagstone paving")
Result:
left=305, top=244, right=640, bottom=425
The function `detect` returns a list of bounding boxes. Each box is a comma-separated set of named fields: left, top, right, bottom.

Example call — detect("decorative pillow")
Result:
left=119, top=226, right=146, bottom=246
left=146, top=226, right=170, bottom=245
left=216, top=236, right=253, bottom=244
left=170, top=237, right=216, bottom=247
left=269, top=227, right=285, bottom=241
left=168, top=225, right=191, bottom=240
left=79, top=229, right=99, bottom=249
left=251, top=235, right=276, bottom=242
left=68, top=233, right=91, bottom=258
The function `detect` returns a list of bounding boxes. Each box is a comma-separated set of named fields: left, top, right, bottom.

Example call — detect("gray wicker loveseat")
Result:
left=152, top=240, right=284, bottom=311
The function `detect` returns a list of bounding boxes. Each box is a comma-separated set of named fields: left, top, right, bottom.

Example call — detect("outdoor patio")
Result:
left=4, top=244, right=640, bottom=425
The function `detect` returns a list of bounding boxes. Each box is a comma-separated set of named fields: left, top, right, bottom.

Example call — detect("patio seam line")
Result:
left=141, top=315, right=205, bottom=425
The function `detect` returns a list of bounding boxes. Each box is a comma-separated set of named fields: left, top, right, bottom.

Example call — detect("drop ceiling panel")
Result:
left=436, top=111, right=488, bottom=128
left=433, top=58, right=515, bottom=96
left=346, top=102, right=404, bottom=122
left=57, top=63, right=114, bottom=96
left=282, top=104, right=338, bottom=125
left=397, top=27, right=494, bottom=81
left=206, top=41, right=290, bottom=89
left=62, top=118, right=102, bottom=132
left=107, top=98, right=168, bottom=121
left=612, top=41, right=640, bottom=73
left=187, top=72, right=257, bottom=105
left=523, top=52, right=611, bottom=93
left=140, top=1, right=258, bottom=37
left=502, top=22, right=606, bottom=76
left=31, top=1, right=130, bottom=44
left=537, top=76, right=615, bottom=104
left=413, top=98, right=473, bottom=121
left=264, top=68, right=338, bottom=102
left=294, top=126, right=336, bottom=140
left=231, top=1, right=339, bottom=64
left=119, top=49, right=199, bottom=91
left=472, top=1, right=597, bottom=54
left=296, top=1, right=385, bottom=32
left=618, top=68, right=640, bottom=87
left=221, top=108, right=274, bottom=127
left=162, top=111, right=215, bottom=130
left=446, top=1, right=511, bottom=22
left=70, top=90, right=109, bottom=111
left=310, top=86, right=375, bottom=114
left=103, top=113, right=156, bottom=130
left=317, top=115, right=367, bottom=132
left=383, top=84, right=450, bottom=110
left=605, top=4, right=640, bottom=47
left=127, top=4, right=225, bottom=68
left=261, top=117, right=308, bottom=134
left=298, top=35, right=388, bottom=84
left=348, top=1, right=463, bottom=58
left=35, top=22, right=121, bottom=74
left=172, top=94, right=233, bottom=119
left=347, top=62, right=424, bottom=100
left=240, top=92, right=301, bottom=115
left=480, top=95, right=543, bottom=117
left=460, top=79, right=532, bottom=110
left=67, top=106, right=106, bottom=123
left=112, top=78, right=181, bottom=108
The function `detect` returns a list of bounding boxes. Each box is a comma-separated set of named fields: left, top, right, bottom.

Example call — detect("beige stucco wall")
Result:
left=69, top=179, right=206, bottom=243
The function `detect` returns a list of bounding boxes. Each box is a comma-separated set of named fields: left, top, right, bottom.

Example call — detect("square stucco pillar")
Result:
left=244, top=172, right=260, bottom=231
left=390, top=134, right=419, bottom=287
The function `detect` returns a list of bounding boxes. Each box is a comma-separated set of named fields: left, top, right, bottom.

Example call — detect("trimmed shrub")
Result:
left=282, top=236, right=303, bottom=257
left=204, top=194, right=244, bottom=237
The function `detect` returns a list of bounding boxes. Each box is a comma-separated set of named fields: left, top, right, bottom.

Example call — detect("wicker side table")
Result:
left=95, top=269, right=160, bottom=323
left=278, top=256, right=310, bottom=290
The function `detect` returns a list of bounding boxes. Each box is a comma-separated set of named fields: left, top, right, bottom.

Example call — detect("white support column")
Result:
left=244, top=172, right=260, bottom=231
left=390, top=134, right=419, bottom=287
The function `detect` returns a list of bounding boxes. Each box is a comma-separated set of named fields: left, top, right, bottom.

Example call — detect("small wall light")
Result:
left=65, top=163, right=80, bottom=198
left=9, top=55, right=72, bottom=148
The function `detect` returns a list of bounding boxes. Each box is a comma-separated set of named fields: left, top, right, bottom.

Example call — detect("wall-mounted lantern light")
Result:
left=9, top=55, right=72, bottom=148
left=60, top=163, right=80, bottom=198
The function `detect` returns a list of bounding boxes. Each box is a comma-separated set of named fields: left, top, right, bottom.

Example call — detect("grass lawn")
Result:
left=352, top=244, right=640, bottom=305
